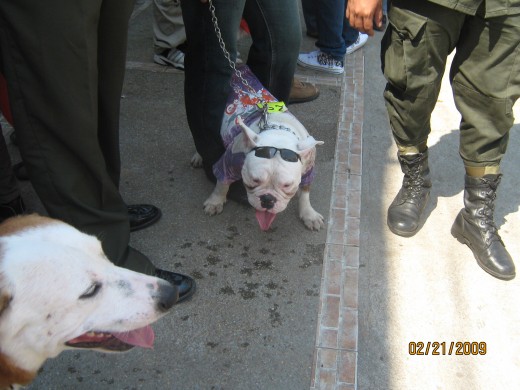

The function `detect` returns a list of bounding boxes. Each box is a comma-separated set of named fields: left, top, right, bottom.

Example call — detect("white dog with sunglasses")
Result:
left=194, top=66, right=324, bottom=231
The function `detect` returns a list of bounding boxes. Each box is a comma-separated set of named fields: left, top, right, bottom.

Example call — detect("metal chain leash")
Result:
left=207, top=0, right=271, bottom=127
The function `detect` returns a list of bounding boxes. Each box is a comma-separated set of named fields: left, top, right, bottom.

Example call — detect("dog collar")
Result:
left=258, top=123, right=298, bottom=138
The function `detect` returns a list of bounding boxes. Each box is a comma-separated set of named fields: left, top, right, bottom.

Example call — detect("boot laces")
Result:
left=478, top=185, right=501, bottom=244
left=402, top=164, right=426, bottom=200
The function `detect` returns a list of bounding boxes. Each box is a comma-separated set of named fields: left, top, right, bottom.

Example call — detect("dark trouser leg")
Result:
left=382, top=0, right=464, bottom=235
left=181, top=0, right=242, bottom=171
left=244, top=0, right=300, bottom=102
left=0, top=0, right=154, bottom=272
left=449, top=13, right=520, bottom=280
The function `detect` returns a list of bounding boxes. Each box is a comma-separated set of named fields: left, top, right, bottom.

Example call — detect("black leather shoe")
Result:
left=128, top=204, right=162, bottom=232
left=0, top=195, right=26, bottom=223
left=154, top=269, right=196, bottom=302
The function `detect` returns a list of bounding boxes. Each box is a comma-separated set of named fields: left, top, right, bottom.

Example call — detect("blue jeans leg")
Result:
left=316, top=0, right=346, bottom=59
left=301, top=0, right=317, bottom=34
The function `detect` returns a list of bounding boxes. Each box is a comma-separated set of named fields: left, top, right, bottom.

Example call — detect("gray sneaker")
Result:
left=297, top=50, right=344, bottom=74
left=346, top=33, right=368, bottom=55
left=153, top=48, right=185, bottom=70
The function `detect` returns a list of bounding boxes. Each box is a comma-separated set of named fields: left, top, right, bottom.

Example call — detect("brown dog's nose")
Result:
left=157, top=282, right=178, bottom=312
left=259, top=194, right=277, bottom=210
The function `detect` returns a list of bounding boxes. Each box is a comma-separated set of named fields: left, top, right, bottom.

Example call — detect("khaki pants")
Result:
left=382, top=0, right=520, bottom=166
left=153, top=0, right=186, bottom=53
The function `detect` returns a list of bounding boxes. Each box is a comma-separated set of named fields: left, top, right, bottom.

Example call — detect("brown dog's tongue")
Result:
left=256, top=210, right=276, bottom=231
left=113, top=325, right=155, bottom=348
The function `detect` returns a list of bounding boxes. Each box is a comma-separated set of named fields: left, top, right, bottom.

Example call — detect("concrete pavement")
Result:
left=3, top=1, right=518, bottom=389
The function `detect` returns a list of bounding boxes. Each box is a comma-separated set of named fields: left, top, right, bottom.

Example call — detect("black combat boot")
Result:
left=451, top=174, right=515, bottom=281
left=387, top=151, right=432, bottom=237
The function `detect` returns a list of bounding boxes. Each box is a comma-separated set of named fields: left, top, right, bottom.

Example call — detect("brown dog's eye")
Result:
left=79, top=282, right=102, bottom=299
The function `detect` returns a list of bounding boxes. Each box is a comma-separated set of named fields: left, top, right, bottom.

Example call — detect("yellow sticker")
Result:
left=257, top=101, right=287, bottom=113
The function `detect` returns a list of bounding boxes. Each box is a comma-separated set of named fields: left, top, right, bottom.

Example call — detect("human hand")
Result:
left=346, top=0, right=383, bottom=37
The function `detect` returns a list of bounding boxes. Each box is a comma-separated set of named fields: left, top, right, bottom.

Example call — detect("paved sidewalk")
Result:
left=4, top=1, right=519, bottom=389
left=357, top=30, right=520, bottom=390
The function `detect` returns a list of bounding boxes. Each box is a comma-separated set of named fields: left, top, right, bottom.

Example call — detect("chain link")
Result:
left=207, top=0, right=270, bottom=126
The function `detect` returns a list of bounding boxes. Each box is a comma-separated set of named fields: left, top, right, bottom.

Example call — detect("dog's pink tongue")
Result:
left=113, top=325, right=155, bottom=349
left=256, top=210, right=276, bottom=231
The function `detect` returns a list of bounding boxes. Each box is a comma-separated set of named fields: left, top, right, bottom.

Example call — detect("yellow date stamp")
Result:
left=409, top=341, right=486, bottom=355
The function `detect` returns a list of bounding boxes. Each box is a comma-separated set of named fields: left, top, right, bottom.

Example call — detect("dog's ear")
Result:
left=237, top=116, right=259, bottom=148
left=296, top=136, right=323, bottom=163
left=297, top=136, right=324, bottom=151
left=231, top=116, right=259, bottom=154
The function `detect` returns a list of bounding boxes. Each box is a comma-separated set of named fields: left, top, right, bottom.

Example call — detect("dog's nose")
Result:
left=157, top=282, right=178, bottom=312
left=259, top=194, right=277, bottom=210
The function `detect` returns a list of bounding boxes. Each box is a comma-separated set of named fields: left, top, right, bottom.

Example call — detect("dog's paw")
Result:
left=203, top=200, right=225, bottom=216
left=300, top=209, right=325, bottom=231
left=203, top=183, right=230, bottom=216
left=191, top=152, right=203, bottom=168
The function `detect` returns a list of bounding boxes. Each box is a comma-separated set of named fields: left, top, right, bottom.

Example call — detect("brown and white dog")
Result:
left=0, top=215, right=177, bottom=389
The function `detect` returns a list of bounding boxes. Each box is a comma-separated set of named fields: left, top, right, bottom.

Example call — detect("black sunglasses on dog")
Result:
left=251, top=146, right=301, bottom=162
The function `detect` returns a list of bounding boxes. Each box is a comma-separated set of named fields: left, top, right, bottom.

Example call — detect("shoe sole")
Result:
left=153, top=55, right=184, bottom=70
left=297, top=59, right=344, bottom=75
left=451, top=226, right=516, bottom=281
left=287, top=90, right=320, bottom=105
left=346, top=40, right=368, bottom=55
left=130, top=208, right=163, bottom=232
left=177, top=281, right=196, bottom=303
left=387, top=221, right=419, bottom=238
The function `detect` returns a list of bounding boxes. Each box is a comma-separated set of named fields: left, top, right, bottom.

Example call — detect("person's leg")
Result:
left=382, top=0, right=464, bottom=236
left=297, top=0, right=346, bottom=74
left=244, top=0, right=301, bottom=102
left=0, top=129, right=19, bottom=205
left=343, top=1, right=368, bottom=55
left=153, top=0, right=186, bottom=54
left=0, top=127, right=25, bottom=222
left=181, top=0, right=244, bottom=175
left=450, top=11, right=520, bottom=280
left=342, top=2, right=359, bottom=48
left=0, top=0, right=144, bottom=270
left=301, top=0, right=318, bottom=37
left=316, top=0, right=347, bottom=59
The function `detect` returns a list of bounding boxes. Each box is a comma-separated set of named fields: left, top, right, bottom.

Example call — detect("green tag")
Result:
left=257, top=101, right=287, bottom=113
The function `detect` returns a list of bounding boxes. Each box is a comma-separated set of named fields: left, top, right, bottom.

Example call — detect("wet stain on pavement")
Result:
left=299, top=243, right=325, bottom=269
left=269, top=303, right=282, bottom=327
left=238, top=282, right=259, bottom=299
left=220, top=285, right=235, bottom=295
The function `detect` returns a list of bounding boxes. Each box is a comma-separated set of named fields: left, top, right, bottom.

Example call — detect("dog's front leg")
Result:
left=298, top=186, right=324, bottom=231
left=203, top=182, right=230, bottom=215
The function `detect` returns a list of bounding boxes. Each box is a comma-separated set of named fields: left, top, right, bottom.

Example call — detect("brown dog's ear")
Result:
left=0, top=289, right=11, bottom=318
left=0, top=268, right=11, bottom=318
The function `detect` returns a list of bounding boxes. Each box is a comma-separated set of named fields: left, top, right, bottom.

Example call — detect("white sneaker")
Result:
left=153, top=48, right=185, bottom=70
left=297, top=50, right=344, bottom=74
left=346, top=33, right=369, bottom=55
